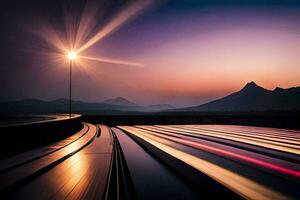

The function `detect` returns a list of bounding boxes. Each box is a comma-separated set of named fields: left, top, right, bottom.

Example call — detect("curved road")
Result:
left=0, top=123, right=299, bottom=199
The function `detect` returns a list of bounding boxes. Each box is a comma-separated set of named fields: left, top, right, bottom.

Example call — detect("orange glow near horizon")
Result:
left=24, top=2, right=300, bottom=106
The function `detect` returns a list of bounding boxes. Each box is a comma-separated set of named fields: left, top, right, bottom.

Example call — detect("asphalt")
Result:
left=119, top=125, right=300, bottom=200
left=0, top=123, right=299, bottom=200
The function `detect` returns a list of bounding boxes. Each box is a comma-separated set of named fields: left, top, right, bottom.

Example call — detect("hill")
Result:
left=178, top=82, right=300, bottom=112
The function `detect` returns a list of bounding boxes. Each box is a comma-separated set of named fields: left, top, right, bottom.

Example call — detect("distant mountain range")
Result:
left=102, top=97, right=138, bottom=107
left=176, top=82, right=300, bottom=112
left=0, top=97, right=174, bottom=114
left=1, top=82, right=299, bottom=114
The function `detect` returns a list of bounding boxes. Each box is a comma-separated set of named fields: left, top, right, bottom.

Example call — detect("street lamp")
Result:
left=67, top=51, right=77, bottom=118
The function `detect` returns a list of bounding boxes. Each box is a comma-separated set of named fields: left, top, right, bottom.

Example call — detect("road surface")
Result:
left=0, top=123, right=299, bottom=199
left=119, top=125, right=300, bottom=200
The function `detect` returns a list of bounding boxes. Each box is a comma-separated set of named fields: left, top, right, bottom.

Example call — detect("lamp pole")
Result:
left=69, top=59, right=73, bottom=118
left=67, top=51, right=77, bottom=118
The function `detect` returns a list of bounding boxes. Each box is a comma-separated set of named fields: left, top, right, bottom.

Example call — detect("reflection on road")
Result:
left=119, top=125, right=300, bottom=200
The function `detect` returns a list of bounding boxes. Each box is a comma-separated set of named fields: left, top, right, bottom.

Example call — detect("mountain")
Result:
left=102, top=97, right=137, bottom=107
left=143, top=104, right=174, bottom=111
left=0, top=98, right=173, bottom=114
left=178, top=82, right=300, bottom=112
left=2, top=82, right=298, bottom=114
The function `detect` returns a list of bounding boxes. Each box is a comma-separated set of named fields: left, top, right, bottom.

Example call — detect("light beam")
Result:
left=76, top=0, right=152, bottom=53
left=80, top=55, right=144, bottom=67
left=33, top=1, right=151, bottom=69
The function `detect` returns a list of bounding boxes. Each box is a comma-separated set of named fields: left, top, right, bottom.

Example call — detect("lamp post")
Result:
left=67, top=51, right=77, bottom=118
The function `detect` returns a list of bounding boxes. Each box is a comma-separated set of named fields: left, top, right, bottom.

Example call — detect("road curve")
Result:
left=0, top=123, right=299, bottom=200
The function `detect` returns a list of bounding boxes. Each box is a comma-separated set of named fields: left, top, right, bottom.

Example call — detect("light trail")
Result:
left=133, top=126, right=300, bottom=178
left=176, top=125, right=300, bottom=150
left=147, top=124, right=300, bottom=144
left=215, top=125, right=300, bottom=136
left=186, top=124, right=300, bottom=140
left=177, top=125, right=300, bottom=145
left=203, top=126, right=300, bottom=141
left=80, top=55, right=145, bottom=67
left=135, top=125, right=300, bottom=166
left=179, top=125, right=300, bottom=141
left=119, top=126, right=292, bottom=200
left=155, top=125, right=300, bottom=155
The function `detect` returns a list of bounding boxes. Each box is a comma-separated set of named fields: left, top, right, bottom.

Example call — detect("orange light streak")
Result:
left=80, top=55, right=144, bottom=67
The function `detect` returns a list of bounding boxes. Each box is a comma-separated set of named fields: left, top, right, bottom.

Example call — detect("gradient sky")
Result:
left=0, top=0, right=300, bottom=106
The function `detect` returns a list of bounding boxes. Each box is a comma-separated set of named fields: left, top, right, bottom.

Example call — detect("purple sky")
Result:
left=1, top=1, right=300, bottom=107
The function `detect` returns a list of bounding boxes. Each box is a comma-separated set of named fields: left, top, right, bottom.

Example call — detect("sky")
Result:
left=0, top=0, right=300, bottom=107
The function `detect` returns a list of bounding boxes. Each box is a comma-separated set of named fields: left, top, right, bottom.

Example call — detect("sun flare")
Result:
left=67, top=51, right=77, bottom=60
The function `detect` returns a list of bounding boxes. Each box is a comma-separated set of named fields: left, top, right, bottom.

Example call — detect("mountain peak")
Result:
left=115, top=97, right=128, bottom=101
left=244, top=81, right=258, bottom=88
left=102, top=97, right=137, bottom=107
left=273, top=87, right=284, bottom=92
left=178, top=81, right=300, bottom=112
left=241, top=81, right=267, bottom=93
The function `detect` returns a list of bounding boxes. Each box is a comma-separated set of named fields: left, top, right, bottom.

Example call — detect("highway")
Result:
left=119, top=125, right=300, bottom=200
left=0, top=123, right=299, bottom=199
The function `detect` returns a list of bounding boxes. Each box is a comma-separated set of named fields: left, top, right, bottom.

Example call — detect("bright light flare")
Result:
left=77, top=0, right=153, bottom=53
left=80, top=55, right=144, bottom=67
left=67, top=51, right=77, bottom=60
left=33, top=1, right=152, bottom=68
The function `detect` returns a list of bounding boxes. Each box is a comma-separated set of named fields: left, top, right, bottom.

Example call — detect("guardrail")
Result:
left=0, top=114, right=83, bottom=158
